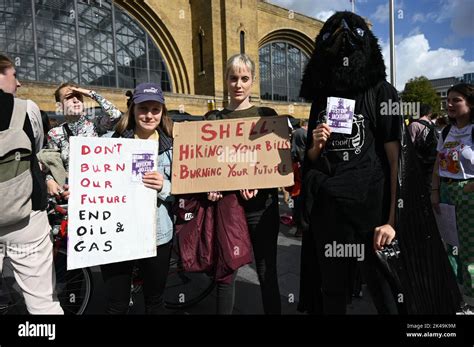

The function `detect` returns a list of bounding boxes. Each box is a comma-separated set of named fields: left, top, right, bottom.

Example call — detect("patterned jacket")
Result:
left=45, top=91, right=122, bottom=177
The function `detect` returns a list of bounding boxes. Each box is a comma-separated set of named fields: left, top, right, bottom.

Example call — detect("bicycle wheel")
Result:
left=0, top=248, right=92, bottom=315
left=54, top=248, right=93, bottom=315
left=164, top=247, right=215, bottom=309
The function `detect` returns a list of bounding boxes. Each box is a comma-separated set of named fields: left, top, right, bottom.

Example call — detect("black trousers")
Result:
left=315, top=234, right=398, bottom=314
left=217, top=191, right=282, bottom=314
left=100, top=241, right=172, bottom=314
left=313, top=178, right=398, bottom=314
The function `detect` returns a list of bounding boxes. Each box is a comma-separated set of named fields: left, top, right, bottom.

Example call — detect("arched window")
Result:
left=0, top=0, right=171, bottom=91
left=259, top=42, right=308, bottom=102
left=198, top=27, right=205, bottom=73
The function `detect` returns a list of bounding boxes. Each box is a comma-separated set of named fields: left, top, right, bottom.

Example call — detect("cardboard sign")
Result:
left=67, top=137, right=158, bottom=270
left=171, top=116, right=294, bottom=194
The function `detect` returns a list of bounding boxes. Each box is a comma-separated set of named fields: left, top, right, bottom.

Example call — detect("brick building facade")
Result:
left=5, top=0, right=323, bottom=117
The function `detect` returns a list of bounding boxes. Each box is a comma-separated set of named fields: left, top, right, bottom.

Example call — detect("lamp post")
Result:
left=389, top=0, right=396, bottom=87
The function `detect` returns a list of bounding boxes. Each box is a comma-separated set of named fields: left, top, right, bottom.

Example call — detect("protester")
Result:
left=44, top=82, right=122, bottom=197
left=206, top=53, right=282, bottom=314
left=298, top=12, right=400, bottom=314
left=298, top=11, right=461, bottom=315
left=0, top=54, right=43, bottom=153
left=408, top=104, right=439, bottom=191
left=292, top=119, right=308, bottom=166
left=99, top=82, right=174, bottom=314
left=291, top=119, right=307, bottom=237
left=433, top=112, right=461, bottom=282
left=40, top=110, right=52, bottom=148
left=431, top=83, right=474, bottom=312
left=0, top=54, right=63, bottom=314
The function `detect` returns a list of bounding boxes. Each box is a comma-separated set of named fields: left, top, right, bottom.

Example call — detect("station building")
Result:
left=1, top=0, right=324, bottom=117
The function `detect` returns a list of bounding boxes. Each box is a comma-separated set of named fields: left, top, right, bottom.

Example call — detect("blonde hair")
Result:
left=225, top=54, right=256, bottom=81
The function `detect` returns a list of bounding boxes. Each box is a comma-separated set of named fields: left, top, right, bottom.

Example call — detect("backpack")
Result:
left=412, top=119, right=438, bottom=167
left=441, top=124, right=474, bottom=142
left=0, top=98, right=33, bottom=227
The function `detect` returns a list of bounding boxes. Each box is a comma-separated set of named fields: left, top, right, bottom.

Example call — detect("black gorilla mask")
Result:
left=323, top=18, right=366, bottom=57
left=300, top=11, right=387, bottom=99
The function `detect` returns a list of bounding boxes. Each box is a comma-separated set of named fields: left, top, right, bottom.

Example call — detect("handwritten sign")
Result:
left=326, top=97, right=355, bottom=134
left=171, top=116, right=294, bottom=194
left=67, top=137, right=158, bottom=270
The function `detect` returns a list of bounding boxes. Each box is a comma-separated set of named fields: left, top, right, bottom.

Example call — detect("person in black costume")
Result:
left=297, top=11, right=462, bottom=314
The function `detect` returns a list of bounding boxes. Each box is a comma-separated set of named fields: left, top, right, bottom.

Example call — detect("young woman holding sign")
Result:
left=206, top=54, right=282, bottom=314
left=100, top=82, right=174, bottom=314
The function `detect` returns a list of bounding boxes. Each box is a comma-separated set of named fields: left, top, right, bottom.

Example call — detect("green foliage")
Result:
left=401, top=76, right=441, bottom=115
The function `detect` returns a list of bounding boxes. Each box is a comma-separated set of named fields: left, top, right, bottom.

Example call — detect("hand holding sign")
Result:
left=312, top=124, right=332, bottom=151
left=207, top=191, right=223, bottom=201
left=142, top=171, right=164, bottom=192
left=240, top=189, right=258, bottom=200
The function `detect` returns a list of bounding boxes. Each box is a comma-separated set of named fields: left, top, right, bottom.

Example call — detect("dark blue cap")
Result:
left=132, top=82, right=165, bottom=104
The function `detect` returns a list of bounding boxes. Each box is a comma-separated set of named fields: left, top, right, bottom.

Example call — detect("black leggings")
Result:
left=100, top=241, right=172, bottom=314
left=217, top=193, right=281, bottom=314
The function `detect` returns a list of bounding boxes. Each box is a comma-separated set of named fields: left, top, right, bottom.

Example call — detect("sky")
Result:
left=266, top=0, right=474, bottom=91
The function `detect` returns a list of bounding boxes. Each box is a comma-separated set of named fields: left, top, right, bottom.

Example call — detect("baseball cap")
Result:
left=132, top=82, right=165, bottom=104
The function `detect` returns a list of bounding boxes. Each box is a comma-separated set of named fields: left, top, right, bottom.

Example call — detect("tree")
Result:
left=401, top=76, right=441, bottom=117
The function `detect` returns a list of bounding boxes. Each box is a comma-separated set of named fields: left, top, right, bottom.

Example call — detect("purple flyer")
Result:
left=326, top=97, right=355, bottom=134
left=131, top=153, right=155, bottom=182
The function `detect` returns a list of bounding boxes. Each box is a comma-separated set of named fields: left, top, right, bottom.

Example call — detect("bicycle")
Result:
left=0, top=198, right=93, bottom=315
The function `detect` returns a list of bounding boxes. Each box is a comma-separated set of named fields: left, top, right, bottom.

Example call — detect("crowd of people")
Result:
left=1, top=10, right=473, bottom=316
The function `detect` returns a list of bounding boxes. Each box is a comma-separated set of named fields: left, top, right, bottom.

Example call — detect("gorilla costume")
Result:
left=298, top=11, right=462, bottom=314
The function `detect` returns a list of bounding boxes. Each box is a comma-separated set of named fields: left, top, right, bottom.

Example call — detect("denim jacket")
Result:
left=156, top=144, right=174, bottom=245
left=114, top=128, right=174, bottom=246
